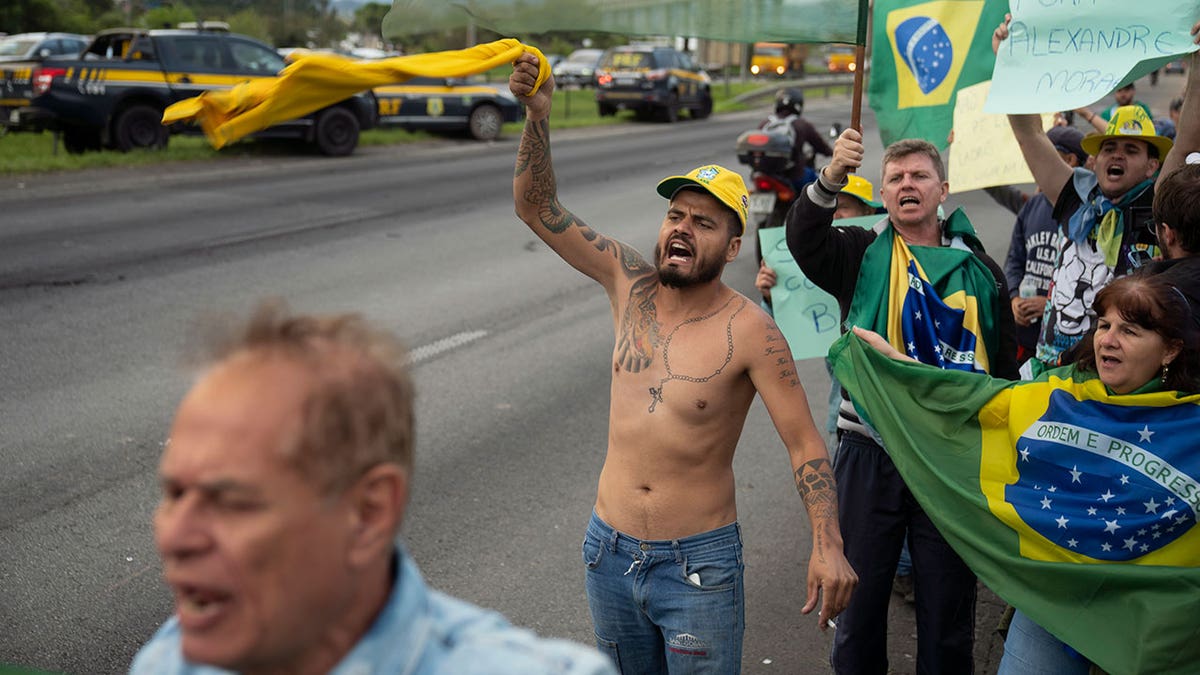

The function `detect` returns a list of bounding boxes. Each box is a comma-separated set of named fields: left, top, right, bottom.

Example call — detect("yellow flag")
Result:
left=162, top=39, right=548, bottom=149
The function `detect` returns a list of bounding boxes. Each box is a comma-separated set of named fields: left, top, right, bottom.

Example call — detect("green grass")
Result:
left=0, top=80, right=782, bottom=175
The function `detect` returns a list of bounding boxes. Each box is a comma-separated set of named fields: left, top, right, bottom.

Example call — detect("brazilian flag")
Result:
left=830, top=332, right=1200, bottom=674
left=847, top=208, right=999, bottom=375
left=869, top=0, right=1009, bottom=147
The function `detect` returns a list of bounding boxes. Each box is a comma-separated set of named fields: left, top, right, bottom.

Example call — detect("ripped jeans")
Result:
left=583, top=511, right=744, bottom=674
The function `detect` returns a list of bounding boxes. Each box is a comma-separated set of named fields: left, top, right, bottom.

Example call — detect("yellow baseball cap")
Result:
left=656, top=165, right=750, bottom=234
left=841, top=175, right=882, bottom=209
left=1080, top=105, right=1173, bottom=158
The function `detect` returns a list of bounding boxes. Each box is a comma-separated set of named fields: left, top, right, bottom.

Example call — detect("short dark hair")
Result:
left=1153, top=164, right=1200, bottom=254
left=881, top=139, right=946, bottom=182
left=1075, top=276, right=1200, bottom=391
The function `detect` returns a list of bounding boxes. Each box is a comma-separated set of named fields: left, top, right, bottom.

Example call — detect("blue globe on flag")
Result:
left=894, top=16, right=953, bottom=94
left=1007, top=392, right=1198, bottom=562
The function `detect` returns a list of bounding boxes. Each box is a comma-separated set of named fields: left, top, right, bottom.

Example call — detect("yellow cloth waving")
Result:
left=162, top=39, right=548, bottom=149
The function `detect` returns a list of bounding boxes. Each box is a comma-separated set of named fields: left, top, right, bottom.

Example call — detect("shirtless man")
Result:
left=509, top=53, right=856, bottom=674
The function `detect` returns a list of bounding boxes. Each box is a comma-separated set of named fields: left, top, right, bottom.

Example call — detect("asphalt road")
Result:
left=0, top=73, right=1182, bottom=674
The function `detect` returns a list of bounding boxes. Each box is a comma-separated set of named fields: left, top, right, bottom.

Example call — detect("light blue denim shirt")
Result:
left=129, top=545, right=615, bottom=675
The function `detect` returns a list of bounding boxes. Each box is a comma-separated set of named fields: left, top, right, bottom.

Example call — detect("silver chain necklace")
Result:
left=648, top=295, right=746, bottom=413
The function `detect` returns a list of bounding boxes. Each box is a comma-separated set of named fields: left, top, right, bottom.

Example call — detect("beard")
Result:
left=654, top=242, right=724, bottom=288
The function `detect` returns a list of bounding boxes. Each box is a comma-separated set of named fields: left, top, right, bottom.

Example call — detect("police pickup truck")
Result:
left=10, top=27, right=376, bottom=156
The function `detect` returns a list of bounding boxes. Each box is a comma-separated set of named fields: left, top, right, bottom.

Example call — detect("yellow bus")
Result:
left=750, top=42, right=788, bottom=77
left=826, top=45, right=857, bottom=73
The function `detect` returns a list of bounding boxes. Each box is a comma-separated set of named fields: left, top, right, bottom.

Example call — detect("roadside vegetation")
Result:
left=0, top=79, right=793, bottom=175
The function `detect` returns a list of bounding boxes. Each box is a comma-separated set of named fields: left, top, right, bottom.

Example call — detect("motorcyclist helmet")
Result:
left=775, top=89, right=804, bottom=117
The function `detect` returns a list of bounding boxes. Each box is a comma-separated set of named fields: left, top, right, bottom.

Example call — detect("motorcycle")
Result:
left=734, top=127, right=797, bottom=235
left=735, top=121, right=845, bottom=259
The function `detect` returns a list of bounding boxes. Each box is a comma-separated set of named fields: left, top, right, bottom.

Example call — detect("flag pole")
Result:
left=849, top=0, right=871, bottom=133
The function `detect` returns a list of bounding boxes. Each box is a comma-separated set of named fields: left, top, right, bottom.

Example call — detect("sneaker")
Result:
left=892, top=574, right=915, bottom=604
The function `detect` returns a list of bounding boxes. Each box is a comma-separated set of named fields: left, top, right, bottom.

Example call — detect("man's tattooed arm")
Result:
left=513, top=117, right=649, bottom=283
left=515, top=118, right=572, bottom=234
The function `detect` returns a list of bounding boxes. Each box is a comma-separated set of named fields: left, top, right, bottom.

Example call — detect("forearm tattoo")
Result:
left=516, top=119, right=649, bottom=277
left=795, top=458, right=838, bottom=523
left=516, top=118, right=572, bottom=234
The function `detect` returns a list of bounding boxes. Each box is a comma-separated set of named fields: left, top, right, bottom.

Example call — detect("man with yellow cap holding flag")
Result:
left=999, top=13, right=1175, bottom=375
left=507, top=51, right=856, bottom=674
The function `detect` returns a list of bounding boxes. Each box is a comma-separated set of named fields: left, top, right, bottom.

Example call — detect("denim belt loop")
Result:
left=735, top=521, right=744, bottom=544
left=671, top=539, right=683, bottom=564
left=606, top=523, right=619, bottom=552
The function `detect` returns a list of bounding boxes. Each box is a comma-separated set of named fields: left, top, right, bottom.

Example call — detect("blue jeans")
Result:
left=896, top=540, right=912, bottom=577
left=830, top=431, right=977, bottom=674
left=997, top=609, right=1091, bottom=675
left=583, top=512, right=745, bottom=674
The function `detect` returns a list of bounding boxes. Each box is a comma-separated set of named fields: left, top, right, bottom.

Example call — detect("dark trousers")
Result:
left=830, top=431, right=977, bottom=675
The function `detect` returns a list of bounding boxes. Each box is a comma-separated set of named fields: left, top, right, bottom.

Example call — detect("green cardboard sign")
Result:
left=758, top=214, right=878, bottom=360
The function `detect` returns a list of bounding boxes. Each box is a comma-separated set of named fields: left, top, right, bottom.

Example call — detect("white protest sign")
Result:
left=985, top=0, right=1200, bottom=114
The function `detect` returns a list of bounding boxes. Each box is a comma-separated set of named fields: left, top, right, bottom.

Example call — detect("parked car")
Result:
left=1, top=32, right=89, bottom=124
left=1164, top=59, right=1186, bottom=75
left=11, top=28, right=376, bottom=155
left=374, top=76, right=523, bottom=141
left=553, top=48, right=603, bottom=88
left=0, top=32, right=89, bottom=63
left=594, top=44, right=712, bottom=123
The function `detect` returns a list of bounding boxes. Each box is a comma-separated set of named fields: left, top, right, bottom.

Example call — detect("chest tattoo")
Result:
left=648, top=296, right=747, bottom=413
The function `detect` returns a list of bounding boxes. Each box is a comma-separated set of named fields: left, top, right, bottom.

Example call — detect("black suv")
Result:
left=594, top=45, right=712, bottom=123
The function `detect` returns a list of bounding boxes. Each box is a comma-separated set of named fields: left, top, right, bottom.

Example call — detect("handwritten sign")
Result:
left=950, top=81, right=1054, bottom=193
left=759, top=215, right=877, bottom=360
left=985, top=0, right=1200, bottom=114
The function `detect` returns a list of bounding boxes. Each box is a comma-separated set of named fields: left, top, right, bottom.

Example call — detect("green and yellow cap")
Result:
left=1080, top=105, right=1173, bottom=158
left=657, top=165, right=750, bottom=234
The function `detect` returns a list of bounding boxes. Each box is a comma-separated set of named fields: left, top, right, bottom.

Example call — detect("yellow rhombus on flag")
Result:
left=161, top=39, right=549, bottom=149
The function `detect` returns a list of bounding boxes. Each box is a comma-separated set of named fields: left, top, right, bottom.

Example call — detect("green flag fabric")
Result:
left=868, top=0, right=1008, bottom=147
left=829, top=332, right=1200, bottom=674
left=384, top=0, right=866, bottom=44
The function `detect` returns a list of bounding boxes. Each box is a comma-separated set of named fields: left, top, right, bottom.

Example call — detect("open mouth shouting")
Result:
left=172, top=580, right=234, bottom=631
left=665, top=237, right=694, bottom=265
left=898, top=195, right=920, bottom=207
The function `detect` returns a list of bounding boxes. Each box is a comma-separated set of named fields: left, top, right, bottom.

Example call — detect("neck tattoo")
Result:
left=648, top=295, right=746, bottom=413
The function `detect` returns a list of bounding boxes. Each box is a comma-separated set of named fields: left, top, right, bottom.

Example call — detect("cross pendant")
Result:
left=648, top=386, right=663, bottom=413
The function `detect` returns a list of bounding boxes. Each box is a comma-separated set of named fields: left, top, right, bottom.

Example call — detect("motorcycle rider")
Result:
left=759, top=88, right=834, bottom=192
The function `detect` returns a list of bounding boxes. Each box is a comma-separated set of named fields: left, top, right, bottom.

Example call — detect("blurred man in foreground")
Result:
left=131, top=302, right=615, bottom=675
